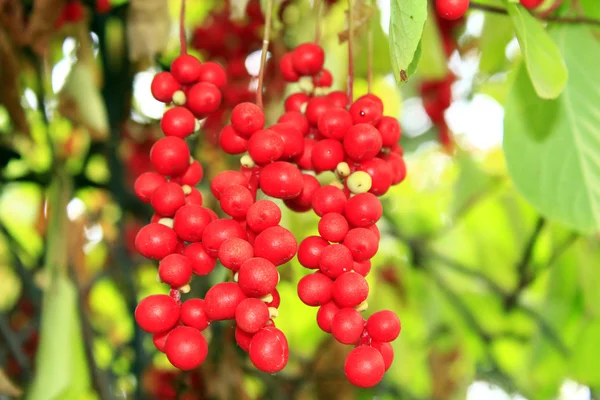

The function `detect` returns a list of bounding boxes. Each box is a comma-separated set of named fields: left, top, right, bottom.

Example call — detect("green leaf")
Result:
left=580, top=0, right=600, bottom=19
left=506, top=3, right=567, bottom=99
left=418, top=7, right=447, bottom=80
left=389, top=0, right=427, bottom=84
left=503, top=26, right=600, bottom=233
left=479, top=13, right=515, bottom=75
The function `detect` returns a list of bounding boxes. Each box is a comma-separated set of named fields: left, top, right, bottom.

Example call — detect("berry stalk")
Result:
left=256, top=0, right=274, bottom=109
left=347, top=0, right=354, bottom=105
left=179, top=0, right=187, bottom=55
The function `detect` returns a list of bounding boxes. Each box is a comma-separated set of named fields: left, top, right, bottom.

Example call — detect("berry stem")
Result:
left=314, top=0, right=322, bottom=43
left=179, top=0, right=187, bottom=55
left=347, top=0, right=354, bottom=106
left=367, top=15, right=373, bottom=93
left=256, top=0, right=274, bottom=109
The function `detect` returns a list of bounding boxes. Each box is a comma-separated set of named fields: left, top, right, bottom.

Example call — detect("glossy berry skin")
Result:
left=135, top=223, right=178, bottom=260
left=204, top=282, right=246, bottom=320
left=353, top=260, right=372, bottom=277
left=311, top=185, right=347, bottom=216
left=259, top=162, right=303, bottom=200
left=181, top=299, right=210, bottom=331
left=291, top=43, right=325, bottom=76
left=187, top=82, right=222, bottom=117
left=235, top=298, right=270, bottom=333
left=183, top=243, right=217, bottom=275
left=135, top=294, right=180, bottom=333
left=313, top=69, right=333, bottom=87
left=318, top=213, right=349, bottom=243
left=387, top=153, right=407, bottom=185
left=377, top=116, right=401, bottom=147
left=173, top=205, right=212, bottom=242
left=284, top=174, right=320, bottom=212
left=319, top=244, right=353, bottom=279
left=211, top=170, right=249, bottom=200
left=284, top=92, right=309, bottom=112
left=150, top=137, right=191, bottom=177
left=177, top=160, right=203, bottom=186
left=278, top=111, right=310, bottom=136
left=197, top=61, right=227, bottom=88
left=161, top=107, right=196, bottom=138
left=343, top=124, right=383, bottom=162
left=520, top=0, right=544, bottom=9
left=297, top=272, right=333, bottom=306
left=165, top=326, right=208, bottom=370
left=305, top=96, right=333, bottom=126
left=269, top=123, right=304, bottom=159
left=201, top=219, right=247, bottom=257
left=280, top=52, right=300, bottom=82
left=219, top=125, right=248, bottom=155
left=171, top=54, right=202, bottom=84
left=185, top=187, right=203, bottom=206
left=231, top=102, right=265, bottom=137
left=152, top=331, right=169, bottom=352
left=311, top=139, right=345, bottom=172
left=327, top=91, right=349, bottom=109
left=158, top=254, right=193, bottom=288
left=238, top=257, right=279, bottom=297
left=134, top=172, right=166, bottom=203
left=318, top=108, right=353, bottom=140
left=247, top=129, right=285, bottom=165
left=220, top=185, right=254, bottom=218
left=249, top=327, right=289, bottom=373
left=349, top=97, right=383, bottom=125
left=151, top=182, right=185, bottom=217
left=344, top=193, right=382, bottom=227
left=344, top=228, right=379, bottom=261
left=253, top=226, right=297, bottom=266
left=436, top=0, right=470, bottom=20
left=298, top=236, right=329, bottom=269
left=246, top=200, right=282, bottom=233
left=331, top=308, right=364, bottom=344
left=358, top=158, right=393, bottom=196
left=371, top=341, right=394, bottom=371
left=332, top=272, right=369, bottom=308
left=151, top=72, right=179, bottom=103
left=235, top=326, right=254, bottom=352
left=218, top=238, right=254, bottom=272
left=344, top=346, right=385, bottom=388
left=317, top=301, right=340, bottom=333
left=366, top=310, right=401, bottom=342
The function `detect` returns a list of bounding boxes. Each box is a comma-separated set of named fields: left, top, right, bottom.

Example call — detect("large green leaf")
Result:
left=418, top=7, right=447, bottom=80
left=506, top=3, right=567, bottom=99
left=388, top=0, right=427, bottom=85
left=503, top=26, right=600, bottom=233
left=580, top=0, right=600, bottom=19
left=478, top=13, right=514, bottom=75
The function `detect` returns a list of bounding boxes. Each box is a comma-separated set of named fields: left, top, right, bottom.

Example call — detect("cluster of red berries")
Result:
left=436, top=0, right=542, bottom=21
left=55, top=0, right=111, bottom=28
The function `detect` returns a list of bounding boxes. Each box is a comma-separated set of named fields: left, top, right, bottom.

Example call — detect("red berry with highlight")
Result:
left=151, top=72, right=179, bottom=103
left=247, top=129, right=285, bottom=165
left=235, top=298, right=270, bottom=333
left=171, top=54, right=202, bottom=84
left=291, top=43, right=325, bottom=76
left=150, top=137, right=191, bottom=177
left=332, top=272, right=369, bottom=308
left=181, top=299, right=210, bottom=331
left=246, top=200, right=282, bottom=233
left=158, top=254, right=192, bottom=288
left=231, top=102, right=265, bottom=137
left=318, top=213, right=349, bottom=243
left=259, top=161, right=303, bottom=200
left=204, top=282, right=246, bottom=320
left=134, top=172, right=166, bottom=203
left=135, top=223, right=178, bottom=260
left=218, top=238, right=254, bottom=272
left=331, top=308, right=364, bottom=344
left=165, top=326, right=208, bottom=370
left=173, top=205, right=212, bottom=242
left=298, top=272, right=333, bottom=306
left=161, top=107, right=196, bottom=138
left=253, top=226, right=297, bottom=266
left=238, top=257, right=279, bottom=297
left=249, top=327, right=289, bottom=373
left=151, top=182, right=185, bottom=217
left=344, top=346, right=385, bottom=388
left=366, top=310, right=401, bottom=342
left=135, top=294, right=180, bottom=333
left=183, top=243, right=217, bottom=275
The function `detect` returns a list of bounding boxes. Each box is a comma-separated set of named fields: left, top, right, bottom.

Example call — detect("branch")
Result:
left=470, top=1, right=600, bottom=27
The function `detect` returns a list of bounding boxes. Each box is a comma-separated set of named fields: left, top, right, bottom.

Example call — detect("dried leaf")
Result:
left=0, top=368, right=22, bottom=397
left=338, top=0, right=374, bottom=44
left=26, top=0, right=66, bottom=54
left=230, top=0, right=252, bottom=21
left=127, top=0, right=170, bottom=62
left=0, top=29, right=29, bottom=135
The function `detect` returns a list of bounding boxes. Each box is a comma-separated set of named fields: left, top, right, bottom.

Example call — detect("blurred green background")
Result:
left=1, top=0, right=600, bottom=399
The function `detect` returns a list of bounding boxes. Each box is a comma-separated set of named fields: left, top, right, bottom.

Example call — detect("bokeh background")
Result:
left=1, top=0, right=599, bottom=399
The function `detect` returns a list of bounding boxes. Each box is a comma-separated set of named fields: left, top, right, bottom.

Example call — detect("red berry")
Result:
left=218, top=238, right=254, bottom=272
left=266, top=289, right=281, bottom=308
left=311, top=139, right=345, bottom=172
left=235, top=326, right=254, bottom=352
left=343, top=124, right=383, bottom=162
left=269, top=123, right=304, bottom=159
left=151, top=182, right=185, bottom=216
left=291, top=43, right=325, bottom=76
left=366, top=310, right=401, bottom=342
left=298, top=236, right=329, bottom=269
left=331, top=308, right=364, bottom=344
left=294, top=138, right=315, bottom=170
left=247, top=129, right=285, bottom=165
left=204, top=282, right=246, bottom=320
left=387, top=153, right=407, bottom=185
left=284, top=93, right=310, bottom=112
left=318, top=108, right=352, bottom=141
left=284, top=173, right=320, bottom=212
left=153, top=330, right=169, bottom=352
left=357, top=158, right=393, bottom=196
left=297, top=272, right=333, bottom=306
left=249, top=327, right=289, bottom=373
left=343, top=228, right=379, bottom=261
left=135, top=294, right=180, bottom=333
left=151, top=72, right=180, bottom=103
left=235, top=298, right=270, bottom=333
left=173, top=205, right=212, bottom=242
left=349, top=97, right=383, bottom=125
left=220, top=185, right=254, bottom=218
left=319, top=244, right=353, bottom=279
left=436, top=0, right=470, bottom=20
left=150, top=137, right=191, bottom=177
left=327, top=91, right=348, bottom=109
left=305, top=96, right=332, bottom=126
left=187, top=82, right=222, bottom=117
left=318, top=213, right=349, bottom=243
left=278, top=111, right=309, bottom=136
left=253, top=226, right=297, bottom=266
left=353, top=260, right=371, bottom=277
left=161, top=107, right=196, bottom=138
left=280, top=52, right=300, bottom=82
left=520, top=0, right=544, bottom=9
left=197, top=61, right=227, bottom=88
left=313, top=69, right=333, bottom=87
left=332, top=272, right=369, bottom=308
left=345, top=193, right=382, bottom=227
left=177, top=160, right=203, bottom=186
left=183, top=242, right=217, bottom=275
left=311, top=185, right=347, bottom=216
left=317, top=301, right=340, bottom=333
left=246, top=200, right=282, bottom=233
left=158, top=254, right=193, bottom=288
left=181, top=299, right=210, bottom=331
left=135, top=223, right=178, bottom=260
left=211, top=170, right=249, bottom=200
left=165, top=326, right=208, bottom=370
left=377, top=116, right=401, bottom=147
left=201, top=219, right=247, bottom=257
left=371, top=341, right=394, bottom=371
left=171, top=54, right=202, bottom=84
left=231, top=102, right=265, bottom=137
left=184, top=187, right=203, bottom=206
left=344, top=346, right=385, bottom=388
left=259, top=161, right=303, bottom=200
left=134, top=172, right=166, bottom=203
left=219, top=125, right=248, bottom=155
left=238, top=257, right=279, bottom=297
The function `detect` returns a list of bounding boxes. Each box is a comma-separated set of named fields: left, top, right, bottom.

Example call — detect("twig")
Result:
left=469, top=1, right=600, bottom=27
left=256, top=0, right=273, bottom=109
left=179, top=0, right=187, bottom=55
left=347, top=0, right=354, bottom=105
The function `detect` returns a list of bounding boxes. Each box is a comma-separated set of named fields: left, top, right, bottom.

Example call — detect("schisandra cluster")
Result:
left=217, top=42, right=406, bottom=388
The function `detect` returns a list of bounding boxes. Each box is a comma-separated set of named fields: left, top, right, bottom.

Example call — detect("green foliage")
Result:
left=389, top=0, right=428, bottom=84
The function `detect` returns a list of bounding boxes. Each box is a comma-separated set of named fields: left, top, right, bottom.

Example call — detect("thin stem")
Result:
left=367, top=25, right=373, bottom=93
left=179, top=0, right=187, bottom=55
left=314, top=0, right=322, bottom=43
left=256, top=0, right=274, bottom=108
left=347, top=0, right=354, bottom=105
